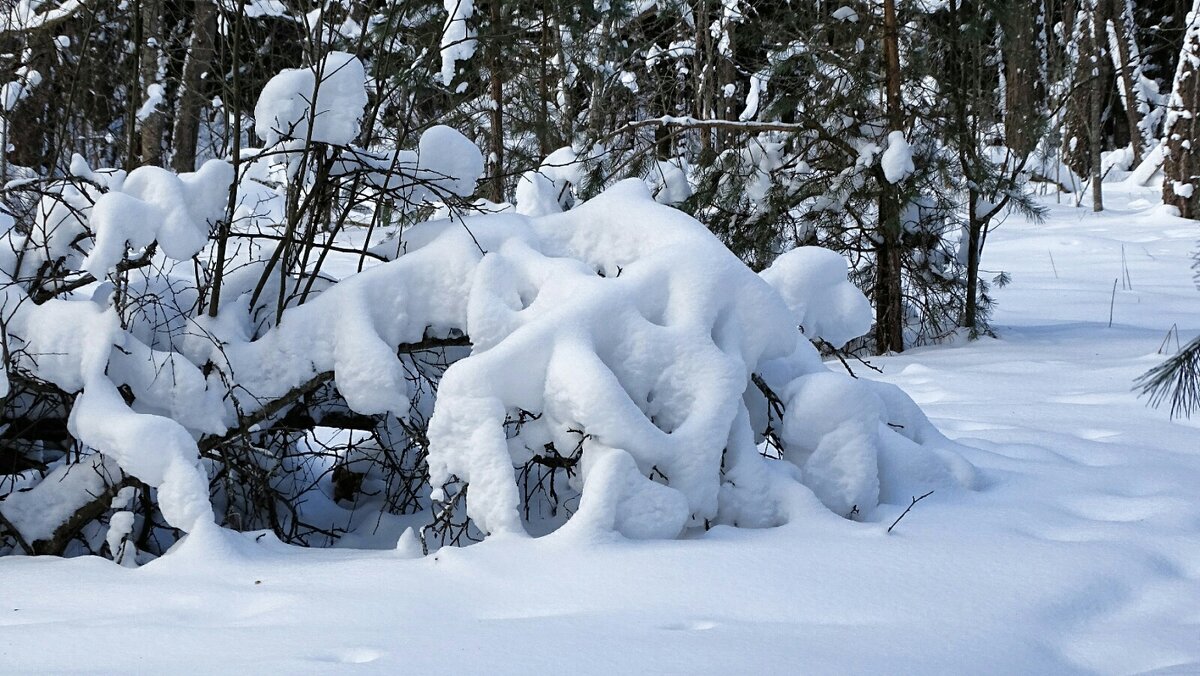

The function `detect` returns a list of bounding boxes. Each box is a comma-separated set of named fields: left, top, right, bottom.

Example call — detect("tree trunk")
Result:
left=964, top=191, right=982, bottom=330
left=1002, top=0, right=1039, bottom=156
left=1107, top=0, right=1142, bottom=164
left=875, top=0, right=905, bottom=353
left=1163, top=0, right=1200, bottom=218
left=1089, top=0, right=1105, bottom=212
left=171, top=0, right=216, bottom=173
left=139, top=0, right=164, bottom=167
left=486, top=0, right=505, bottom=202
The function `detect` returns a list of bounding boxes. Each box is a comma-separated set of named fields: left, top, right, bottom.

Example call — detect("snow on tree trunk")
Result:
left=1164, top=1, right=1200, bottom=219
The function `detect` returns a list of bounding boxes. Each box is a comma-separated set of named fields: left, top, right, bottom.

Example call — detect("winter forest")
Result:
left=0, top=0, right=1198, bottom=671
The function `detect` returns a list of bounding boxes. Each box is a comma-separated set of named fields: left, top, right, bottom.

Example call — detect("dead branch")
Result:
left=887, top=490, right=934, bottom=534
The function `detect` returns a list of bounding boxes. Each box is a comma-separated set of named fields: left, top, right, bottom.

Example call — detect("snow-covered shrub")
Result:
left=0, top=51, right=973, bottom=561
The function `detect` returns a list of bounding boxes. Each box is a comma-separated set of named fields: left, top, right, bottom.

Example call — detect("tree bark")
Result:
left=486, top=0, right=505, bottom=202
left=139, top=0, right=164, bottom=167
left=1163, top=0, right=1200, bottom=219
left=1107, top=0, right=1143, bottom=164
left=1089, top=0, right=1105, bottom=212
left=875, top=0, right=905, bottom=353
left=171, top=0, right=217, bottom=173
left=1002, top=0, right=1039, bottom=156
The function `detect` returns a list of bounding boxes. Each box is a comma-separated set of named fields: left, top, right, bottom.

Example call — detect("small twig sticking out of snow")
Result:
left=1108, top=278, right=1118, bottom=328
left=813, top=338, right=883, bottom=378
left=1158, top=324, right=1181, bottom=355
left=887, top=490, right=934, bottom=534
left=1121, top=244, right=1133, bottom=290
left=1048, top=250, right=1058, bottom=279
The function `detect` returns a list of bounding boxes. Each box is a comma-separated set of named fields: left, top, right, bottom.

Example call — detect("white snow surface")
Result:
left=881, top=130, right=914, bottom=184
left=439, top=0, right=476, bottom=88
left=759, top=246, right=871, bottom=347
left=3, top=183, right=1200, bottom=672
left=254, top=52, right=368, bottom=146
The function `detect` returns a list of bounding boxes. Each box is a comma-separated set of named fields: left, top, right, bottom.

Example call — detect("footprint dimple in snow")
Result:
left=338, top=647, right=385, bottom=664
left=1075, top=428, right=1121, bottom=441
left=662, top=619, right=718, bottom=631
left=1061, top=495, right=1173, bottom=523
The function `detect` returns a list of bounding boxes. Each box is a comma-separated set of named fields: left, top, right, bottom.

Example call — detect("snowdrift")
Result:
left=0, top=52, right=974, bottom=559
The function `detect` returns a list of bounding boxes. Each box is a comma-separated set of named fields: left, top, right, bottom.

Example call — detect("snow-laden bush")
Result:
left=0, top=52, right=973, bottom=559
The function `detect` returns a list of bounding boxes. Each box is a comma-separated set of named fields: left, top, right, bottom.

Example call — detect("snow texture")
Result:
left=254, top=52, right=368, bottom=146
left=2, top=182, right=1197, bottom=674
left=759, top=247, right=871, bottom=347
left=881, top=130, right=914, bottom=184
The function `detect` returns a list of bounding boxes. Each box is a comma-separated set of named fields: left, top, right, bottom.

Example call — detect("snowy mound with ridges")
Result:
left=0, top=51, right=974, bottom=547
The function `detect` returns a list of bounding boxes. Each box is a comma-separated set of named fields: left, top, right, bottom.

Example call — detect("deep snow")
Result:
left=1, top=183, right=1198, bottom=674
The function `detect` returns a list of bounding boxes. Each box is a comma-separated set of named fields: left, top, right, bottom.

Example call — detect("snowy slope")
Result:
left=1, top=184, right=1199, bottom=674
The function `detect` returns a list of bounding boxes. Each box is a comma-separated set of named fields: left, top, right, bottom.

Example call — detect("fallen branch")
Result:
left=31, top=475, right=138, bottom=555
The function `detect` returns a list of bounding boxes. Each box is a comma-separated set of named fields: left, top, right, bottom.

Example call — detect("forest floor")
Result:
left=1, top=183, right=1198, bottom=674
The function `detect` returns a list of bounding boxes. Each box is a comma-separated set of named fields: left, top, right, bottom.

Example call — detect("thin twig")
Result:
left=887, top=490, right=934, bottom=534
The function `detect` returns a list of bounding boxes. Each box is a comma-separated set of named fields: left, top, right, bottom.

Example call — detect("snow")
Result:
left=254, top=52, right=368, bottom=146
left=880, top=130, right=914, bottom=183
left=135, top=82, right=165, bottom=122
left=1, top=182, right=1197, bottom=672
left=440, top=0, right=476, bottom=87
left=759, top=246, right=871, bottom=347
left=0, top=455, right=120, bottom=545
left=831, top=6, right=859, bottom=22
left=83, top=159, right=232, bottom=277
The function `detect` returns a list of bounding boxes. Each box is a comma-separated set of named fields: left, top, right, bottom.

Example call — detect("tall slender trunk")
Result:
left=125, top=0, right=143, bottom=170
left=964, top=192, right=982, bottom=330
left=875, top=0, right=905, bottom=353
left=172, top=0, right=217, bottom=173
left=1002, top=0, right=1038, bottom=156
left=139, top=0, right=164, bottom=167
left=1163, top=0, right=1200, bottom=218
left=486, top=0, right=505, bottom=202
left=1089, top=0, right=1104, bottom=212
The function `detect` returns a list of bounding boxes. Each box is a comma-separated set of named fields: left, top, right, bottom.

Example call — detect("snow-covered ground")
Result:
left=2, top=184, right=1198, bottom=674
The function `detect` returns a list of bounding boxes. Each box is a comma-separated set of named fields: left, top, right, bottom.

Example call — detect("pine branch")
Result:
left=1137, top=335, right=1200, bottom=418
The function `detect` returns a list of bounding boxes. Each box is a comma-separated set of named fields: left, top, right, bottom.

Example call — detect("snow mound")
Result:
left=417, top=181, right=972, bottom=538
left=759, top=246, right=871, bottom=347
left=254, top=51, right=368, bottom=146
left=0, top=51, right=971, bottom=550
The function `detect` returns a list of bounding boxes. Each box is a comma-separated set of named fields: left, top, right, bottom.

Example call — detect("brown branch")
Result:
left=30, top=475, right=138, bottom=555
left=0, top=507, right=32, bottom=554
left=198, top=334, right=472, bottom=454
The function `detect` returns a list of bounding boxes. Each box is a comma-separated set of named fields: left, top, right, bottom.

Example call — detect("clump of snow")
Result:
left=759, top=247, right=871, bottom=347
left=881, top=130, right=914, bottom=183
left=831, top=6, right=859, bottom=22
left=0, top=454, right=120, bottom=545
left=440, top=0, right=476, bottom=89
left=419, top=181, right=971, bottom=538
left=136, top=83, right=165, bottom=122
left=254, top=52, right=368, bottom=146
left=83, top=159, right=233, bottom=277
left=648, top=159, right=692, bottom=206
left=417, top=124, right=484, bottom=197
